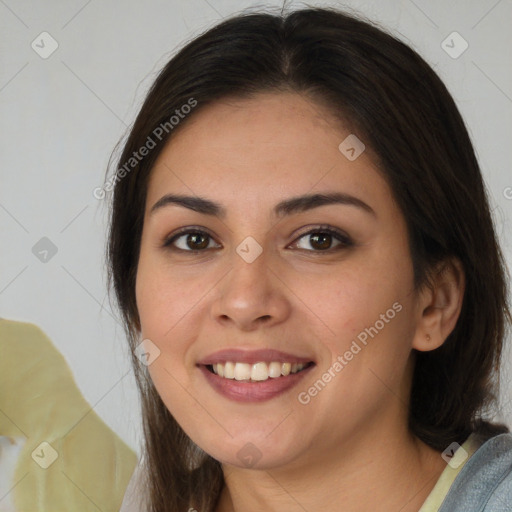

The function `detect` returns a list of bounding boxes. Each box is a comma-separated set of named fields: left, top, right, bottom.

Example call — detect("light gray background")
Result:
left=1, top=0, right=511, bottom=455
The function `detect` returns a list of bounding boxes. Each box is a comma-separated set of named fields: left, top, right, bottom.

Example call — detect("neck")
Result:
left=215, top=418, right=446, bottom=512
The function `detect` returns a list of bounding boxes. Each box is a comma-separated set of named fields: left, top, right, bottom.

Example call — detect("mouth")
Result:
left=197, top=349, right=316, bottom=402
left=206, top=361, right=314, bottom=381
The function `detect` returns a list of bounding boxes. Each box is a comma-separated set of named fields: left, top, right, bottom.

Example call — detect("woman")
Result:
left=109, top=6, right=512, bottom=512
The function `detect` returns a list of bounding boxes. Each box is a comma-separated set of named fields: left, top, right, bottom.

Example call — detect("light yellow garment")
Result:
left=418, top=433, right=482, bottom=512
left=0, top=318, right=137, bottom=511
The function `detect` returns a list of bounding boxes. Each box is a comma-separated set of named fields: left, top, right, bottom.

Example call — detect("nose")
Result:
left=210, top=250, right=292, bottom=332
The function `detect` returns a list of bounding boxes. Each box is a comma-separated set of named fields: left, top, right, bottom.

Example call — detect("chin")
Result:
left=190, top=428, right=308, bottom=471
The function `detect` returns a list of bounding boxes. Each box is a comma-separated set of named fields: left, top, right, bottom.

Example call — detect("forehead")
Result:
left=146, top=92, right=394, bottom=214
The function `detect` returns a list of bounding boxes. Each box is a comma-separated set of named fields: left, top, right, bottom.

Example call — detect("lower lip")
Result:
left=199, top=364, right=314, bottom=403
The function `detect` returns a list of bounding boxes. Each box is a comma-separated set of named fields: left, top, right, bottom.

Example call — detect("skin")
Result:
left=135, top=92, right=465, bottom=512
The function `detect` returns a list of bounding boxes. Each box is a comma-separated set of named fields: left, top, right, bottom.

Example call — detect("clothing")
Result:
left=121, top=431, right=512, bottom=511
left=419, top=432, right=482, bottom=511
left=0, top=319, right=137, bottom=511
left=120, top=458, right=148, bottom=512
left=436, top=432, right=512, bottom=511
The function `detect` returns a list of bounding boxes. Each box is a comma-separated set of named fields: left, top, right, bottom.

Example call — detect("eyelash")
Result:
left=162, top=225, right=354, bottom=254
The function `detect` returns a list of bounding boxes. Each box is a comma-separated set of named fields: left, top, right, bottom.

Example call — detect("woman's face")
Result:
left=136, top=92, right=423, bottom=469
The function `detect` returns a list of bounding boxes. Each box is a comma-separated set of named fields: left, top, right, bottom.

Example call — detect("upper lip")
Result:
left=197, top=348, right=315, bottom=366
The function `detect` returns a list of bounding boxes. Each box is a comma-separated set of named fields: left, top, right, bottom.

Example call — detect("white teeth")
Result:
left=234, top=363, right=251, bottom=380
left=268, top=361, right=282, bottom=378
left=281, top=362, right=291, bottom=376
left=210, top=361, right=308, bottom=381
left=224, top=361, right=235, bottom=379
left=251, top=362, right=268, bottom=381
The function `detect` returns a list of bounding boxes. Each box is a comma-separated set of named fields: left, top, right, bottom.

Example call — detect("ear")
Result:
left=412, top=257, right=465, bottom=352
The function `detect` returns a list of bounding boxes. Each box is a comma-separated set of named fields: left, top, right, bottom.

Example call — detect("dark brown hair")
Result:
left=106, top=6, right=510, bottom=511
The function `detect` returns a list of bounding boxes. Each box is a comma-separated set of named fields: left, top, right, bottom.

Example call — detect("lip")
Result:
left=197, top=349, right=316, bottom=403
left=197, top=348, right=314, bottom=366
left=199, top=364, right=314, bottom=402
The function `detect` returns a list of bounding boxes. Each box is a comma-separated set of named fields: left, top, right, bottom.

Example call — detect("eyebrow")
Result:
left=150, top=192, right=375, bottom=218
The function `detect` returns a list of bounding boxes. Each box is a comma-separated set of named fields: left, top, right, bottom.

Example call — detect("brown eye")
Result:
left=308, top=233, right=333, bottom=250
left=185, top=232, right=209, bottom=250
left=290, top=227, right=353, bottom=252
left=165, top=230, right=220, bottom=252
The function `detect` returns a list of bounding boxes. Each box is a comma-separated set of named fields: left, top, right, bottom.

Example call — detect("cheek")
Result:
left=292, top=272, right=416, bottom=419
left=135, top=251, right=219, bottom=391
left=135, top=259, right=198, bottom=414
left=290, top=251, right=415, bottom=366
left=135, top=251, right=205, bottom=341
left=301, top=263, right=401, bottom=322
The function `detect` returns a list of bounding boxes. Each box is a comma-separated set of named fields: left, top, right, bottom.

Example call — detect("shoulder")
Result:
left=439, top=432, right=512, bottom=512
